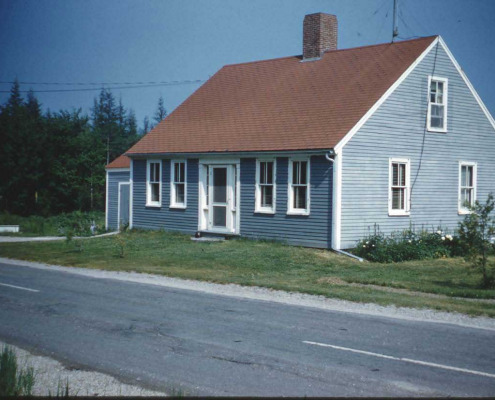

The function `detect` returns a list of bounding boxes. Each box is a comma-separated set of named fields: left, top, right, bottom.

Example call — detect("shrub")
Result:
left=458, top=193, right=495, bottom=288
left=0, top=346, right=35, bottom=396
left=354, top=225, right=457, bottom=263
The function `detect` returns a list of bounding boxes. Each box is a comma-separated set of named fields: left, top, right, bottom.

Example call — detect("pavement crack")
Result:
left=210, top=355, right=255, bottom=366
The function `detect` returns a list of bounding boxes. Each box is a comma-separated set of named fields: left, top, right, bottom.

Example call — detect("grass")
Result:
left=0, top=346, right=35, bottom=396
left=1, top=229, right=494, bottom=317
left=0, top=211, right=105, bottom=237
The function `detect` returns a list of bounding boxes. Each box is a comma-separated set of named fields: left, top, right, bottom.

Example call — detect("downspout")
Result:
left=325, top=150, right=335, bottom=163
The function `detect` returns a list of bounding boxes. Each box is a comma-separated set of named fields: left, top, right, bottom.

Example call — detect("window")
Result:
left=146, top=160, right=161, bottom=207
left=255, top=159, right=276, bottom=213
left=427, top=76, right=448, bottom=132
left=459, top=162, right=477, bottom=214
left=288, top=158, right=310, bottom=215
left=389, top=158, right=410, bottom=216
left=171, top=160, right=187, bottom=208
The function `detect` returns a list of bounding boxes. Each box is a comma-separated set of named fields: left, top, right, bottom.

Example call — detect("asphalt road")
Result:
left=0, top=261, right=494, bottom=396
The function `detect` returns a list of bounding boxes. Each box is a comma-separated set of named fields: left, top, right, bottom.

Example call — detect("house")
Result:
left=105, top=13, right=495, bottom=250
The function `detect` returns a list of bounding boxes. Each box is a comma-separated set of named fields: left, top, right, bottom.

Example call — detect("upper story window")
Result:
left=427, top=76, right=448, bottom=132
left=171, top=160, right=187, bottom=208
left=389, top=158, right=410, bottom=216
left=459, top=162, right=477, bottom=214
left=288, top=158, right=310, bottom=215
left=146, top=160, right=161, bottom=207
left=255, top=159, right=276, bottom=213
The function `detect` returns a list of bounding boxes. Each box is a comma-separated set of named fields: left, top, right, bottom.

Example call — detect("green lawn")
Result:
left=1, top=229, right=494, bottom=317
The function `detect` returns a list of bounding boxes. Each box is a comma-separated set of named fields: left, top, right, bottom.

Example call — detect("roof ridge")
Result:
left=320, top=35, right=438, bottom=55
left=222, top=35, right=438, bottom=69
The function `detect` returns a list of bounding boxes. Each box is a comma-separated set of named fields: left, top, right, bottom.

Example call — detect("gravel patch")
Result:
left=2, top=256, right=495, bottom=331
left=0, top=340, right=166, bottom=396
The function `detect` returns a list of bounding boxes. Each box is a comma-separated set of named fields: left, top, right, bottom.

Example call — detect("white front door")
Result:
left=199, top=162, right=239, bottom=234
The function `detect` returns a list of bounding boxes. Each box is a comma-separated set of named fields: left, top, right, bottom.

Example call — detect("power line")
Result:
left=0, top=79, right=206, bottom=93
left=0, top=79, right=205, bottom=86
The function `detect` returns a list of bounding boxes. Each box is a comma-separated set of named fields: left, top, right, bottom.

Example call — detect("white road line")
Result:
left=0, top=282, right=39, bottom=293
left=303, top=340, right=495, bottom=379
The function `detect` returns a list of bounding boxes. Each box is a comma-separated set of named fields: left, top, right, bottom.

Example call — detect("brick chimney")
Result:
left=303, top=13, right=338, bottom=60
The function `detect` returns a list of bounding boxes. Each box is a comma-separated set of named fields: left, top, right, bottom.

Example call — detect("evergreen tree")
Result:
left=92, top=88, right=119, bottom=164
left=142, top=116, right=151, bottom=135
left=153, top=95, right=167, bottom=124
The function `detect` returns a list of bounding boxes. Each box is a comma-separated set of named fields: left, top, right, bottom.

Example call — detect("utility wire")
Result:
left=0, top=80, right=206, bottom=93
left=0, top=79, right=205, bottom=86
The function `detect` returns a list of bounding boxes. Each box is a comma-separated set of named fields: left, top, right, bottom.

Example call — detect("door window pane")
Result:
left=213, top=206, right=227, bottom=227
left=213, top=168, right=227, bottom=203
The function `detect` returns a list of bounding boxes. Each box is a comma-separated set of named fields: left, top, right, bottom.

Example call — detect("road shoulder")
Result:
left=1, top=256, right=494, bottom=331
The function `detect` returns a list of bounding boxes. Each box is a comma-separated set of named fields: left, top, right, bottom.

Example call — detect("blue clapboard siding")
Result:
left=107, top=170, right=130, bottom=230
left=240, top=156, right=332, bottom=248
left=132, top=159, right=199, bottom=233
left=340, top=42, right=495, bottom=249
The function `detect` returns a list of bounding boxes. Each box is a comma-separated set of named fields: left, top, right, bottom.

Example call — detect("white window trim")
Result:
left=287, top=157, right=310, bottom=216
left=427, top=75, right=448, bottom=133
left=146, top=159, right=162, bottom=207
left=255, top=158, right=276, bottom=214
left=458, top=161, right=477, bottom=215
left=170, top=160, right=187, bottom=209
left=388, top=158, right=411, bottom=216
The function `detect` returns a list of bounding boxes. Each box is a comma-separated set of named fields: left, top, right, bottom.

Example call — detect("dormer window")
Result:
left=427, top=76, right=448, bottom=132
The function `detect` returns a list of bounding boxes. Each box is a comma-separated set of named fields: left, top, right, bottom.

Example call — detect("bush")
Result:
left=0, top=346, right=35, bottom=396
left=0, top=211, right=105, bottom=237
left=458, top=193, right=495, bottom=288
left=354, top=225, right=458, bottom=263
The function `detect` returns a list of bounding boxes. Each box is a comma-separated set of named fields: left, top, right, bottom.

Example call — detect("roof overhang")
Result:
left=125, top=149, right=333, bottom=159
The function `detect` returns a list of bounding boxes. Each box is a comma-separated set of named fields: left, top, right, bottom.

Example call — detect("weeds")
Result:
left=0, top=346, right=35, bottom=396
left=0, top=211, right=105, bottom=237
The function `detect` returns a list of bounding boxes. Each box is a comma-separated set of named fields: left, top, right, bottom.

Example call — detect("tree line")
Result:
left=0, top=81, right=167, bottom=216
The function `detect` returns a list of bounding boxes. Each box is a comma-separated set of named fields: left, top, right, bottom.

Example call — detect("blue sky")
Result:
left=1, top=0, right=494, bottom=129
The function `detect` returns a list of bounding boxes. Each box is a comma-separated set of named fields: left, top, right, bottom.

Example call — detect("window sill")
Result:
left=388, top=211, right=410, bottom=217
left=458, top=209, right=472, bottom=215
left=287, top=210, right=310, bottom=216
left=427, top=127, right=447, bottom=133
left=255, top=208, right=276, bottom=215
left=170, top=204, right=187, bottom=210
left=146, top=203, right=161, bottom=208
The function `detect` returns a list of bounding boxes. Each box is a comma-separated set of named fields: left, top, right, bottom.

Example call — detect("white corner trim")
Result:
left=334, top=36, right=440, bottom=153
left=105, top=170, right=109, bottom=230
left=438, top=36, right=495, bottom=132
left=331, top=149, right=342, bottom=250
left=129, top=160, right=134, bottom=229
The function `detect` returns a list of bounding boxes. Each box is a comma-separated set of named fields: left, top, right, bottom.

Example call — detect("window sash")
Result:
left=428, top=77, right=447, bottom=131
left=288, top=159, right=310, bottom=214
left=147, top=161, right=161, bottom=206
left=389, top=159, right=409, bottom=214
left=459, top=164, right=476, bottom=211
left=171, top=161, right=187, bottom=207
left=256, top=160, right=276, bottom=212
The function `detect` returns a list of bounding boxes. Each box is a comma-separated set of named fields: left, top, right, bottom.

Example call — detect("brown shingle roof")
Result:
left=127, top=36, right=437, bottom=155
left=106, top=154, right=130, bottom=169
